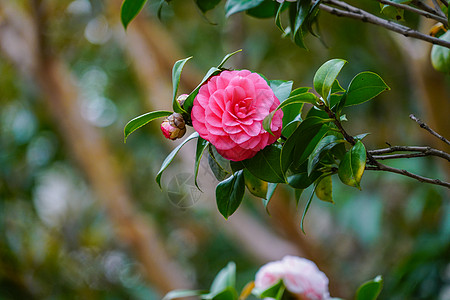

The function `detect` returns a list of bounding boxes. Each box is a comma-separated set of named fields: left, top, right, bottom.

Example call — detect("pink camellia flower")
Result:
left=191, top=70, right=283, bottom=161
left=254, top=256, right=330, bottom=300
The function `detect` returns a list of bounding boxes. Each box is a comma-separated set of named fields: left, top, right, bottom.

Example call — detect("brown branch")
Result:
left=374, top=0, right=448, bottom=25
left=319, top=0, right=450, bottom=49
left=365, top=164, right=450, bottom=188
left=409, top=114, right=450, bottom=145
left=368, top=146, right=450, bottom=161
left=439, top=0, right=449, bottom=8
left=431, top=0, right=447, bottom=17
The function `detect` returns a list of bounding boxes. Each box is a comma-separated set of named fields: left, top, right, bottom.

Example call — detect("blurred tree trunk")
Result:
left=0, top=2, right=192, bottom=294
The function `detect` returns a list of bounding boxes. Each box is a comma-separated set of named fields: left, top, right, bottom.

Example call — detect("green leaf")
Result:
left=301, top=184, right=316, bottom=233
left=156, top=132, right=199, bottom=188
left=345, top=72, right=390, bottom=106
left=216, top=170, right=245, bottom=219
left=307, top=135, right=345, bottom=175
left=263, top=183, right=278, bottom=212
left=287, top=161, right=321, bottom=190
left=194, top=138, right=209, bottom=190
left=123, top=110, right=172, bottom=142
left=246, top=0, right=278, bottom=18
left=210, top=287, right=238, bottom=300
left=281, top=117, right=328, bottom=173
left=243, top=169, right=268, bottom=199
left=225, top=0, right=264, bottom=17
left=217, top=49, right=243, bottom=69
left=120, top=0, right=148, bottom=29
left=313, top=59, right=347, bottom=101
left=269, top=80, right=293, bottom=103
left=184, top=67, right=221, bottom=113
left=356, top=275, right=383, bottom=300
left=208, top=145, right=232, bottom=181
left=288, top=2, right=308, bottom=49
left=184, top=50, right=242, bottom=113
left=331, top=79, right=345, bottom=94
left=294, top=188, right=304, bottom=206
left=242, top=144, right=286, bottom=183
left=172, top=57, right=192, bottom=114
left=380, top=4, right=404, bottom=21
left=162, top=290, right=208, bottom=300
left=431, top=31, right=450, bottom=74
left=209, top=262, right=237, bottom=297
left=338, top=140, right=366, bottom=189
left=263, top=92, right=318, bottom=135
left=257, top=280, right=284, bottom=298
left=275, top=2, right=287, bottom=33
left=315, top=175, right=333, bottom=203
left=195, top=0, right=221, bottom=13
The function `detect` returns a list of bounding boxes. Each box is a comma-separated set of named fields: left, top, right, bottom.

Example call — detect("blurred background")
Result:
left=0, top=0, right=449, bottom=299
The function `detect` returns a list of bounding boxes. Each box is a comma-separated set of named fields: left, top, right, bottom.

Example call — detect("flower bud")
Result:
left=177, top=94, right=189, bottom=107
left=160, top=113, right=186, bottom=140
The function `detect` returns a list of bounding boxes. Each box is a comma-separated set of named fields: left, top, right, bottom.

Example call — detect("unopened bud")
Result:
left=177, top=94, right=189, bottom=107
left=160, top=113, right=186, bottom=140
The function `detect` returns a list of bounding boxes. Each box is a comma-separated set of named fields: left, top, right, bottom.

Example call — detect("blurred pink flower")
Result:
left=191, top=70, right=283, bottom=161
left=254, top=256, right=330, bottom=300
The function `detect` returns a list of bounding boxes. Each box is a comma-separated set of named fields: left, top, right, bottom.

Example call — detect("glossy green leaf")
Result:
left=209, top=262, right=236, bottom=297
left=162, top=289, right=208, bottom=300
left=288, top=2, right=308, bottom=49
left=356, top=275, right=383, bottom=300
left=184, top=67, right=221, bottom=113
left=195, top=0, right=221, bottom=13
left=242, top=144, right=285, bottom=183
left=338, top=140, right=366, bottom=189
left=208, top=145, right=231, bottom=181
left=194, top=138, right=209, bottom=190
left=294, top=188, right=304, bottom=206
left=281, top=106, right=303, bottom=138
left=315, top=175, right=333, bottom=203
left=120, top=0, right=148, bottom=29
left=331, top=79, right=345, bottom=94
left=287, top=161, right=321, bottom=190
left=257, top=280, right=284, bottom=298
left=172, top=57, right=192, bottom=114
left=263, top=92, right=318, bottom=135
left=243, top=169, right=268, bottom=199
left=217, top=49, right=243, bottom=69
left=345, top=72, right=390, bottom=106
left=156, top=132, right=199, bottom=188
left=184, top=50, right=242, bottom=113
left=313, top=59, right=347, bottom=101
left=307, top=135, right=345, bottom=175
left=123, top=110, right=172, bottom=142
left=225, top=0, right=264, bottom=17
left=216, top=171, right=245, bottom=219
left=275, top=2, right=286, bottom=32
left=247, top=0, right=278, bottom=18
left=210, top=287, right=238, bottom=300
left=262, top=183, right=278, bottom=212
left=431, top=31, right=450, bottom=74
left=269, top=80, right=293, bottom=103
left=281, top=117, right=327, bottom=173
left=301, top=184, right=316, bottom=233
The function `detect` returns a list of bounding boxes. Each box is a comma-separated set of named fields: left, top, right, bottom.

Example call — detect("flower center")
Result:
left=234, top=97, right=253, bottom=118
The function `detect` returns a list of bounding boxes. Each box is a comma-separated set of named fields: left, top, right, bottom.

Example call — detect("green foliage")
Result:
left=243, top=169, right=268, bottom=198
left=315, top=174, right=333, bottom=202
left=120, top=0, right=148, bottom=29
left=313, top=59, right=347, bottom=102
left=242, top=144, right=285, bottom=183
left=195, top=0, right=222, bottom=13
left=338, top=140, right=367, bottom=189
left=216, top=171, right=245, bottom=219
left=225, top=0, right=264, bottom=17
left=156, top=132, right=199, bottom=188
left=356, top=275, right=383, bottom=300
left=123, top=110, right=172, bottom=142
left=345, top=72, right=390, bottom=107
left=195, top=138, right=210, bottom=189
left=431, top=31, right=450, bottom=74
left=172, top=56, right=192, bottom=114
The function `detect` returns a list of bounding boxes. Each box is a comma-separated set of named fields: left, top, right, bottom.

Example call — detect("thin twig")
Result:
left=372, top=153, right=431, bottom=160
left=439, top=0, right=448, bottom=8
left=431, top=0, right=447, bottom=17
left=319, top=0, right=450, bottom=49
left=409, top=114, right=450, bottom=145
left=374, top=0, right=448, bottom=25
left=365, top=164, right=450, bottom=188
left=411, top=0, right=444, bottom=15
left=368, top=146, right=450, bottom=161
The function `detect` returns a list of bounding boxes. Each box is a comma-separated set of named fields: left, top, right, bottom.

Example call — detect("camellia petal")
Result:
left=191, top=70, right=283, bottom=161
